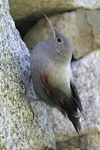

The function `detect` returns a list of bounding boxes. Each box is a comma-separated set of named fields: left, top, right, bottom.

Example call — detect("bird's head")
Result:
left=44, top=15, right=72, bottom=63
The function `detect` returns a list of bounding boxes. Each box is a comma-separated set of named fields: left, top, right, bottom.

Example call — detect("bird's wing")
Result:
left=40, top=73, right=64, bottom=107
left=40, top=73, right=80, bottom=107
left=40, top=73, right=84, bottom=114
left=40, top=73, right=82, bottom=135
left=70, top=80, right=85, bottom=117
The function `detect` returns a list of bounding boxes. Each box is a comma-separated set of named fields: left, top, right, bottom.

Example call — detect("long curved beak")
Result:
left=44, top=14, right=56, bottom=39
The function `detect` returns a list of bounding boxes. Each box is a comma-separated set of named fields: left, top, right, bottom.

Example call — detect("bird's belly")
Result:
left=48, top=66, right=72, bottom=96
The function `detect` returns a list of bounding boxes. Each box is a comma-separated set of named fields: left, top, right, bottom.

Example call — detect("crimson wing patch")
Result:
left=40, top=73, right=64, bottom=105
left=40, top=73, right=85, bottom=135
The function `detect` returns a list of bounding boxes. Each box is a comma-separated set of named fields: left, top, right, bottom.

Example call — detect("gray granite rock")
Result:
left=1, top=0, right=100, bottom=149
left=24, top=9, right=100, bottom=59
left=0, top=0, right=55, bottom=149
left=47, top=50, right=100, bottom=150
left=75, top=0, right=100, bottom=9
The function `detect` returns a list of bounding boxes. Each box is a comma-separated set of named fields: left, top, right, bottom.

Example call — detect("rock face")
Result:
left=8, top=0, right=100, bottom=37
left=9, top=0, right=100, bottom=24
left=0, top=0, right=55, bottom=149
left=48, top=50, right=100, bottom=150
left=1, top=0, right=100, bottom=150
left=24, top=9, right=100, bottom=59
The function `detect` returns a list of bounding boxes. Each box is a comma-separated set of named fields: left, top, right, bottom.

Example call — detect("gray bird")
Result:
left=30, top=15, right=85, bottom=135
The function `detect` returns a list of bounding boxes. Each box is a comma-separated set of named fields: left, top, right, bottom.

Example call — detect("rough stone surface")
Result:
left=64, top=148, right=80, bottom=150
left=24, top=9, right=100, bottom=59
left=8, top=0, right=100, bottom=37
left=1, top=0, right=100, bottom=150
left=75, top=0, right=100, bottom=9
left=47, top=50, right=100, bottom=150
left=0, top=0, right=55, bottom=149
left=9, top=0, right=100, bottom=24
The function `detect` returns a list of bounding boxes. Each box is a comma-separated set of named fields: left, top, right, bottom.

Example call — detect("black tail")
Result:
left=68, top=114, right=81, bottom=135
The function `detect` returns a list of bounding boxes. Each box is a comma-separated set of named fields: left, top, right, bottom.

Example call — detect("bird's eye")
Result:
left=57, top=38, right=61, bottom=43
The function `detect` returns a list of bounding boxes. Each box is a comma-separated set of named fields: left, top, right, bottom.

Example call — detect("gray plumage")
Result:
left=30, top=15, right=85, bottom=135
